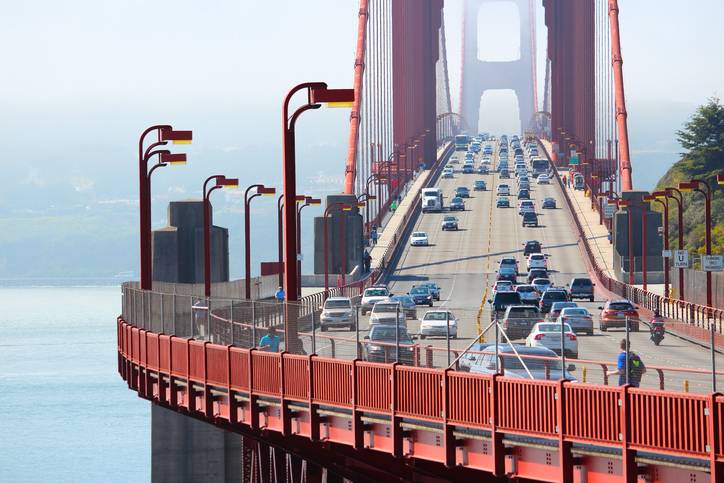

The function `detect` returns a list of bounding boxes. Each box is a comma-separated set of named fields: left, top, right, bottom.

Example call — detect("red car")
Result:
left=598, top=299, right=640, bottom=331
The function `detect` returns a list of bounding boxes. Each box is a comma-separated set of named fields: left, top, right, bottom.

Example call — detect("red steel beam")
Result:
left=608, top=0, right=633, bottom=190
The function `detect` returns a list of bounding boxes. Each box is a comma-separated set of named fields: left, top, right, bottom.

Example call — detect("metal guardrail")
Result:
left=537, top=140, right=724, bottom=342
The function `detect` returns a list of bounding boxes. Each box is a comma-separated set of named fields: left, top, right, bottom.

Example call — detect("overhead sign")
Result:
left=674, top=250, right=689, bottom=268
left=702, top=255, right=723, bottom=272
left=569, top=154, right=580, bottom=166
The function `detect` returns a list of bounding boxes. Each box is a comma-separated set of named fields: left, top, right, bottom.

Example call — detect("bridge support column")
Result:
left=313, top=195, right=364, bottom=281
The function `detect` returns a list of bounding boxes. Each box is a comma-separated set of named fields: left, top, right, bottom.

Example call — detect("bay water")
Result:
left=0, top=286, right=149, bottom=482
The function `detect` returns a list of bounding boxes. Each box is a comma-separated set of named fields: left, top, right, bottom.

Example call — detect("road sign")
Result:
left=604, top=204, right=616, bottom=219
left=702, top=255, right=723, bottom=272
left=674, top=250, right=689, bottom=268
left=569, top=154, right=579, bottom=166
left=662, top=250, right=672, bottom=258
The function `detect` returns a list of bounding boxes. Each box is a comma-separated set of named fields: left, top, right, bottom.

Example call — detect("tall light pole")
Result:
left=679, top=180, right=713, bottom=306
left=277, top=194, right=307, bottom=287
left=137, top=125, right=192, bottom=290
left=650, top=191, right=670, bottom=298
left=618, top=197, right=650, bottom=288
left=296, top=196, right=321, bottom=297
left=357, top=192, right=377, bottom=237
left=244, top=184, right=276, bottom=299
left=282, top=82, right=354, bottom=352
left=323, top=202, right=352, bottom=294
left=665, top=188, right=685, bottom=301
left=203, top=175, right=238, bottom=297
left=365, top=174, right=382, bottom=230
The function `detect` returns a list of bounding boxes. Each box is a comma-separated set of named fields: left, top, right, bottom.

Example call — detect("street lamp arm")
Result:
left=289, top=103, right=321, bottom=132
left=143, top=142, right=169, bottom=163
left=148, top=162, right=167, bottom=178
left=203, top=175, right=225, bottom=200
left=139, top=124, right=172, bottom=163
left=283, top=82, right=327, bottom=127
left=244, top=184, right=264, bottom=205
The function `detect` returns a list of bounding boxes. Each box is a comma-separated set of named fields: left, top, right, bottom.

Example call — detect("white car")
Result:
left=442, top=167, right=454, bottom=178
left=369, top=301, right=406, bottom=327
left=419, top=310, right=458, bottom=339
left=360, top=286, right=390, bottom=315
left=526, top=253, right=548, bottom=271
left=410, top=231, right=429, bottom=246
left=515, top=284, right=540, bottom=304
left=526, top=322, right=578, bottom=358
left=518, top=200, right=535, bottom=215
left=496, top=184, right=510, bottom=196
left=537, top=174, right=550, bottom=184
left=319, top=297, right=355, bottom=331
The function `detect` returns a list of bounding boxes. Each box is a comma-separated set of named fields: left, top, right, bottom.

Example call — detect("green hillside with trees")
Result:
left=653, top=97, right=724, bottom=260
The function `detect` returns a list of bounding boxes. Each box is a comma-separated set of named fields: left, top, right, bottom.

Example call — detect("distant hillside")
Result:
left=653, top=97, right=724, bottom=258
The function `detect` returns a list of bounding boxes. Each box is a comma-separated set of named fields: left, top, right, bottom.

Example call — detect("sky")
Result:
left=1, top=0, right=722, bottom=279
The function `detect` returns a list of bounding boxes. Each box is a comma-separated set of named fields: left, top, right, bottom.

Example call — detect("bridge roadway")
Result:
left=317, top=139, right=723, bottom=393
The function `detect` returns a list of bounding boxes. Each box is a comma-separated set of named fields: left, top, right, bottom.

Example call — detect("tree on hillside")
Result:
left=676, top=96, right=724, bottom=176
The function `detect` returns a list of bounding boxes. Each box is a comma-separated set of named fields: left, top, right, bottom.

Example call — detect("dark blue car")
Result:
left=408, top=286, right=434, bottom=306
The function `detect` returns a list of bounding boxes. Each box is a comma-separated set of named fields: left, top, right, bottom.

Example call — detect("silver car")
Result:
left=319, top=297, right=355, bottom=331
left=557, top=307, right=594, bottom=335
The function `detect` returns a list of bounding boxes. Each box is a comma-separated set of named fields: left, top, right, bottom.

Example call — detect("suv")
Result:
left=523, top=240, right=542, bottom=257
left=467, top=345, right=576, bottom=380
left=539, top=288, right=569, bottom=313
left=364, top=325, right=414, bottom=365
left=598, top=300, right=640, bottom=331
left=567, top=277, right=595, bottom=301
left=515, top=284, right=540, bottom=305
left=474, top=180, right=487, bottom=191
left=369, top=301, right=405, bottom=326
left=496, top=265, right=517, bottom=283
left=415, top=282, right=441, bottom=301
left=320, top=297, right=354, bottom=331
left=522, top=212, right=539, bottom=227
left=527, top=268, right=548, bottom=283
left=502, top=305, right=545, bottom=339
left=408, top=286, right=434, bottom=306
left=488, top=291, right=523, bottom=319
left=360, top=286, right=390, bottom=315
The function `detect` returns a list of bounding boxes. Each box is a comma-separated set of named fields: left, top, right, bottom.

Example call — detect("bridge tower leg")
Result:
left=460, top=0, right=536, bottom=135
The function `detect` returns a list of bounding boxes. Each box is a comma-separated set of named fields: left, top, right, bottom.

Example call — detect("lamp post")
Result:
left=282, top=82, right=353, bottom=352
left=137, top=125, right=192, bottom=290
left=357, top=192, right=377, bottom=237
left=323, top=203, right=352, bottom=294
left=665, top=188, right=685, bottom=301
left=650, top=191, right=670, bottom=298
left=679, top=180, right=713, bottom=306
left=203, top=175, right=238, bottom=297
left=297, top=196, right=321, bottom=297
left=277, top=194, right=307, bottom=287
left=618, top=197, right=650, bottom=288
left=365, top=174, right=382, bottom=230
left=244, top=184, right=276, bottom=299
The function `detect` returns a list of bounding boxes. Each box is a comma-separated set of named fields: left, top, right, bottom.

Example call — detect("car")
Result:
left=364, top=325, right=414, bottom=365
left=415, top=282, right=441, bottom=300
left=518, top=175, right=530, bottom=185
left=558, top=307, right=594, bottom=335
left=442, top=167, right=454, bottom=178
left=526, top=322, right=578, bottom=358
left=517, top=189, right=530, bottom=200
left=369, top=301, right=406, bottom=326
left=531, top=278, right=552, bottom=294
left=598, top=300, right=640, bottom=331
left=319, top=297, right=355, bottom=331
left=496, top=265, right=517, bottom=283
left=537, top=174, right=550, bottom=184
left=464, top=152, right=474, bottom=162
left=390, top=295, right=418, bottom=319
left=518, top=200, right=535, bottom=215
left=527, top=269, right=548, bottom=284
left=539, top=288, right=569, bottom=313
left=493, top=280, right=515, bottom=294
left=488, top=291, right=523, bottom=318
left=473, top=180, right=487, bottom=191
left=548, top=301, right=579, bottom=321
left=522, top=212, right=539, bottom=227
left=455, top=186, right=470, bottom=198
left=502, top=305, right=545, bottom=339
left=573, top=174, right=585, bottom=190
left=441, top=215, right=459, bottom=231
left=542, top=197, right=556, bottom=209
left=458, top=342, right=494, bottom=372
left=477, top=165, right=489, bottom=174
left=462, top=164, right=474, bottom=174
left=497, top=184, right=510, bottom=196
left=496, top=196, right=510, bottom=208
left=567, top=277, right=595, bottom=301
left=499, top=170, right=510, bottom=179
left=526, top=253, right=548, bottom=270
left=523, top=240, right=542, bottom=257
left=515, top=284, right=540, bottom=305
left=410, top=231, right=429, bottom=246
left=449, top=197, right=465, bottom=211
left=419, top=310, right=458, bottom=339
left=467, top=344, right=576, bottom=380
left=408, top=286, right=434, bottom=306
left=360, top=286, right=391, bottom=315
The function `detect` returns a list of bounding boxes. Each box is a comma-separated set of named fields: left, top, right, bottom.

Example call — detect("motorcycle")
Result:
left=650, top=315, right=665, bottom=346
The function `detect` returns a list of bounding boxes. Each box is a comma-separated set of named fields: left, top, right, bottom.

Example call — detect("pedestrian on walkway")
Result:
left=562, top=175, right=567, bottom=187
left=607, top=339, right=646, bottom=387
left=259, top=327, right=280, bottom=352
left=362, top=250, right=371, bottom=273
left=370, top=225, right=378, bottom=246
left=275, top=286, right=285, bottom=303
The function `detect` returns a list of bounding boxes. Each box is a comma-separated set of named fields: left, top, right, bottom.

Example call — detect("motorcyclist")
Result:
left=649, top=309, right=665, bottom=344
